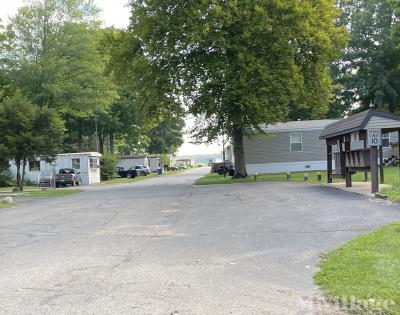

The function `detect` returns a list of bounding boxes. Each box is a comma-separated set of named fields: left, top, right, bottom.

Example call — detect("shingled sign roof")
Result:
left=320, top=109, right=400, bottom=139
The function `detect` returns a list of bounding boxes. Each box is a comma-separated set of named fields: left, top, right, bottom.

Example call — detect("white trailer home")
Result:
left=148, top=155, right=162, bottom=172
left=9, top=152, right=102, bottom=185
left=118, top=155, right=150, bottom=170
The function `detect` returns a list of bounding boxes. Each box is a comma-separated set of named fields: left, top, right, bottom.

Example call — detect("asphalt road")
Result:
left=0, top=168, right=399, bottom=315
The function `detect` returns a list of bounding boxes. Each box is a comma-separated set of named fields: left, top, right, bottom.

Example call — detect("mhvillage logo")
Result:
left=297, top=295, right=396, bottom=314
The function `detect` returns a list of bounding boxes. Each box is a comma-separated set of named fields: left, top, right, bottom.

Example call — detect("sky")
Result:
left=0, top=0, right=221, bottom=157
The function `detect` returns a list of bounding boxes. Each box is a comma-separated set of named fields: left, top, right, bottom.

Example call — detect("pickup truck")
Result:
left=116, top=167, right=137, bottom=179
left=55, top=168, right=82, bottom=187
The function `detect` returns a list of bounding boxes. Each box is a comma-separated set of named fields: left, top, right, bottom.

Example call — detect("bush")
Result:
left=100, top=154, right=119, bottom=181
left=0, top=169, right=14, bottom=187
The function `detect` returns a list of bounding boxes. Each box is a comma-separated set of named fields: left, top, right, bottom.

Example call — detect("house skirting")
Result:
left=246, top=161, right=328, bottom=175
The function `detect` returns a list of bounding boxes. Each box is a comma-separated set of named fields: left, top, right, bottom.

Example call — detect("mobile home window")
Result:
left=290, top=133, right=303, bottom=152
left=29, top=161, right=40, bottom=171
left=382, top=133, right=390, bottom=148
left=72, top=158, right=80, bottom=169
left=90, top=158, right=99, bottom=169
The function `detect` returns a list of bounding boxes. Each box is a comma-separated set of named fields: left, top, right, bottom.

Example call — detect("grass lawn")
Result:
left=1, top=189, right=83, bottom=198
left=101, top=169, right=194, bottom=185
left=195, top=166, right=400, bottom=186
left=0, top=203, right=16, bottom=209
left=315, top=223, right=400, bottom=314
left=0, top=186, right=41, bottom=193
left=102, top=173, right=158, bottom=185
left=383, top=182, right=400, bottom=202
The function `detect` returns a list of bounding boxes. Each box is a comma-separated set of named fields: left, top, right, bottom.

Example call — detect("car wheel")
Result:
left=127, top=173, right=132, bottom=179
left=55, top=182, right=59, bottom=188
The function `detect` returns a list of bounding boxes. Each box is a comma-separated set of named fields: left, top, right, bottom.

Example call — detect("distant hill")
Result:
left=176, top=153, right=223, bottom=165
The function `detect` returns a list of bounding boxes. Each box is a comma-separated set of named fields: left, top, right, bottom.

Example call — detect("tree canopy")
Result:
left=331, top=0, right=400, bottom=116
left=0, top=93, right=64, bottom=190
left=0, top=0, right=184, bottom=167
left=130, top=0, right=347, bottom=176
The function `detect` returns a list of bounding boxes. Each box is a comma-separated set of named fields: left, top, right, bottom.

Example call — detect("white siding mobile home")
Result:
left=244, top=118, right=400, bottom=175
left=118, top=155, right=149, bottom=170
left=9, top=152, right=101, bottom=185
left=244, top=120, right=339, bottom=175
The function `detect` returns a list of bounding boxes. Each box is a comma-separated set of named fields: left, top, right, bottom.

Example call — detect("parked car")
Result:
left=211, top=161, right=233, bottom=173
left=134, top=165, right=151, bottom=176
left=165, top=165, right=179, bottom=171
left=117, top=167, right=137, bottom=179
left=55, top=168, right=82, bottom=187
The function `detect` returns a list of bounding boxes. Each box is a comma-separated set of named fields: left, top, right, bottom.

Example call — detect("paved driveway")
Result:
left=0, top=168, right=399, bottom=314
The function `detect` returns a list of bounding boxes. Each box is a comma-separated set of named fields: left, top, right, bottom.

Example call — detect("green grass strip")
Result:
left=315, top=223, right=400, bottom=314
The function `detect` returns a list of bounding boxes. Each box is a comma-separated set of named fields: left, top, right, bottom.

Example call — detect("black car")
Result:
left=165, top=165, right=179, bottom=171
left=117, top=167, right=137, bottom=179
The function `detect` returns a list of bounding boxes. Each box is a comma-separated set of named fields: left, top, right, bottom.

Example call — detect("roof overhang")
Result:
left=320, top=110, right=400, bottom=140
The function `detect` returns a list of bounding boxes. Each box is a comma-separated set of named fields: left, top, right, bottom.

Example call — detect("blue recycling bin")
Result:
left=157, top=168, right=163, bottom=175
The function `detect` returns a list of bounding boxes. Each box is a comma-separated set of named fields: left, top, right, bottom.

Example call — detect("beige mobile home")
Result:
left=244, top=120, right=339, bottom=174
left=244, top=118, right=400, bottom=175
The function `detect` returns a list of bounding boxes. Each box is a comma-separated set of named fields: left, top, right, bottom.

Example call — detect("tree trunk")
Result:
left=20, top=161, right=26, bottom=191
left=109, top=131, right=114, bottom=154
left=16, top=161, right=21, bottom=190
left=78, top=119, right=83, bottom=152
left=88, top=133, right=96, bottom=152
left=232, top=127, right=247, bottom=178
left=98, top=128, right=104, bottom=154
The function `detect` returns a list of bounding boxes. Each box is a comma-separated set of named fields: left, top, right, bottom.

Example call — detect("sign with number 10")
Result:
left=367, top=129, right=382, bottom=147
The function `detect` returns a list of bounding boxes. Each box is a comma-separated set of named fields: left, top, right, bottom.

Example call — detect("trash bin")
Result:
left=157, top=168, right=163, bottom=175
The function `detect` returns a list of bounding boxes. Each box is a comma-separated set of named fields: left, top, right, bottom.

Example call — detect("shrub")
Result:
left=100, top=154, right=119, bottom=181
left=0, top=169, right=14, bottom=187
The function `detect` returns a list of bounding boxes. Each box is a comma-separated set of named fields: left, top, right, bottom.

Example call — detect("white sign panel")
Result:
left=367, top=129, right=382, bottom=147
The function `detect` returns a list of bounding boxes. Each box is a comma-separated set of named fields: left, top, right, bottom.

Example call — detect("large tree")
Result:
left=147, top=115, right=184, bottom=154
left=0, top=20, right=14, bottom=102
left=98, top=27, right=183, bottom=155
left=0, top=93, right=64, bottom=190
left=4, top=0, right=116, bottom=151
left=130, top=0, right=347, bottom=177
left=332, top=0, right=400, bottom=115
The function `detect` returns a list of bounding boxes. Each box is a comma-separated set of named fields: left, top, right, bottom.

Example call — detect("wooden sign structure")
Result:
left=320, top=110, right=400, bottom=194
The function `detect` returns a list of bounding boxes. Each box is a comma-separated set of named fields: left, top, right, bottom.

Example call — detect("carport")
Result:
left=320, top=110, right=400, bottom=193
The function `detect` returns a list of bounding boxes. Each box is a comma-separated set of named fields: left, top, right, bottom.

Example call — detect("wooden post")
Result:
left=327, top=144, right=333, bottom=184
left=398, top=131, right=400, bottom=163
left=364, top=139, right=368, bottom=182
left=345, top=138, right=352, bottom=187
left=379, top=146, right=384, bottom=184
left=370, top=146, right=379, bottom=193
